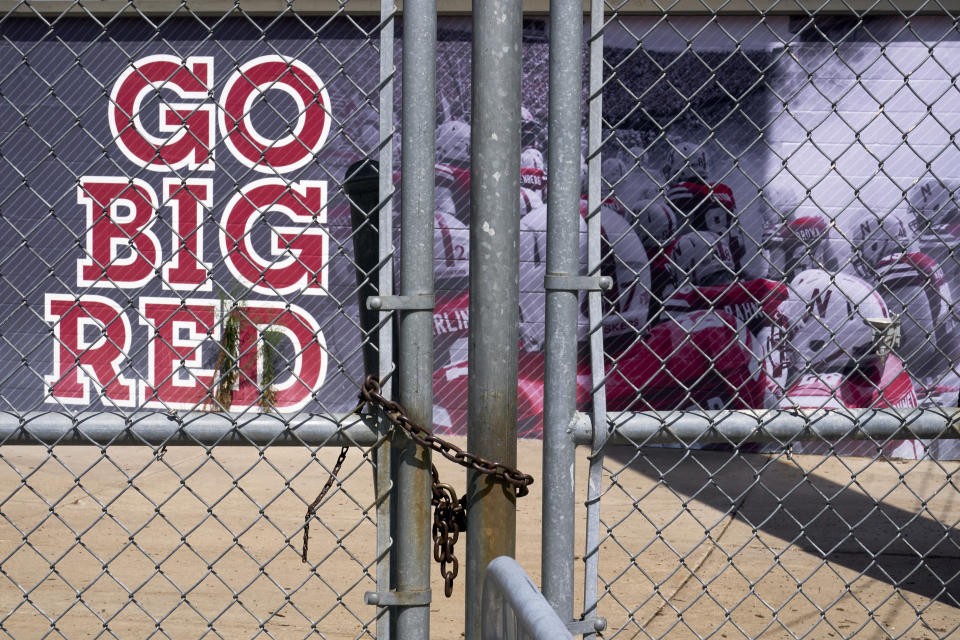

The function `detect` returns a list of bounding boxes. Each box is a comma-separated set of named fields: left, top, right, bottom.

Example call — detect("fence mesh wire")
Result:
left=2, top=2, right=960, bottom=640
left=0, top=3, right=392, bottom=638
left=587, top=8, right=960, bottom=640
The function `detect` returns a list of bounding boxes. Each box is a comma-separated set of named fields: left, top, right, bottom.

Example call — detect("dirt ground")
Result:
left=0, top=438, right=956, bottom=639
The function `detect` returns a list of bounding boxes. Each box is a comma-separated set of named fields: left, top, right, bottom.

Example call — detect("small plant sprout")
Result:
left=259, top=329, right=284, bottom=411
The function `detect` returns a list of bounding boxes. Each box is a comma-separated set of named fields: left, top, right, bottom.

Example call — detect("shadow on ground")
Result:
left=604, top=445, right=960, bottom=607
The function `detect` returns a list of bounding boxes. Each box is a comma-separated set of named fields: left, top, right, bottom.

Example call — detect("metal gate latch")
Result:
left=366, top=294, right=435, bottom=311
left=544, top=274, right=613, bottom=291
left=364, top=589, right=432, bottom=607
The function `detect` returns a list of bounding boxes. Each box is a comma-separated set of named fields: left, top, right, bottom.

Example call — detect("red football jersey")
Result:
left=663, top=278, right=789, bottom=337
left=666, top=181, right=736, bottom=224
left=433, top=291, right=470, bottom=339
left=780, top=354, right=918, bottom=410
left=433, top=351, right=591, bottom=438
left=783, top=355, right=922, bottom=458
left=606, top=309, right=767, bottom=411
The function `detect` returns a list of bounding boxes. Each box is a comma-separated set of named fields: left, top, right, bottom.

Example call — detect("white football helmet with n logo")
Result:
left=908, top=178, right=960, bottom=236
left=851, top=214, right=910, bottom=280
left=668, top=141, right=710, bottom=183
left=435, top=120, right=471, bottom=165
left=634, top=198, right=678, bottom=252
left=668, top=231, right=734, bottom=287
left=779, top=269, right=890, bottom=375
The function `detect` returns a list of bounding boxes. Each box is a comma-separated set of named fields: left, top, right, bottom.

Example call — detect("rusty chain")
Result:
left=360, top=374, right=534, bottom=596
left=431, top=467, right=466, bottom=596
left=357, top=375, right=535, bottom=496
left=301, top=375, right=534, bottom=595
left=301, top=445, right=349, bottom=564
left=301, top=376, right=376, bottom=564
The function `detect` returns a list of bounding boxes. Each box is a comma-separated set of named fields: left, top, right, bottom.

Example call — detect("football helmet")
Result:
left=773, top=216, right=837, bottom=280
left=643, top=146, right=678, bottom=185
left=521, top=147, right=545, bottom=172
left=634, top=199, right=679, bottom=253
left=435, top=120, right=471, bottom=166
left=520, top=147, right=547, bottom=197
left=701, top=200, right=733, bottom=234
left=851, top=214, right=910, bottom=280
left=667, top=141, right=710, bottom=183
left=669, top=231, right=735, bottom=287
left=602, top=156, right=628, bottom=187
left=762, top=185, right=802, bottom=235
left=908, top=178, right=960, bottom=236
left=779, top=269, right=891, bottom=375
left=629, top=145, right=647, bottom=163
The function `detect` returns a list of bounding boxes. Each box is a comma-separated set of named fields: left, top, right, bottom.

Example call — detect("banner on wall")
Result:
left=429, top=17, right=960, bottom=463
left=0, top=18, right=379, bottom=417
left=1, top=16, right=957, bottom=458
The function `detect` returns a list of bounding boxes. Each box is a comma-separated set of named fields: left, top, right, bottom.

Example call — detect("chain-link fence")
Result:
left=0, top=3, right=398, bottom=638
left=2, top=2, right=959, bottom=639
left=581, top=8, right=960, bottom=640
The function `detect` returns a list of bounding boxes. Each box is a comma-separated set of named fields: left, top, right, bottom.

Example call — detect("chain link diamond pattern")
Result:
left=0, top=4, right=393, bottom=638
left=588, top=9, right=960, bottom=639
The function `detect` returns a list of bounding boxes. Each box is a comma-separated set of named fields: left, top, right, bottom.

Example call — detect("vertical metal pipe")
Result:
left=541, top=0, right=583, bottom=623
left=397, top=1, right=436, bottom=639
left=379, top=2, right=397, bottom=384
left=582, top=1, right=607, bottom=637
left=376, top=3, right=396, bottom=638
left=466, top=0, right=522, bottom=637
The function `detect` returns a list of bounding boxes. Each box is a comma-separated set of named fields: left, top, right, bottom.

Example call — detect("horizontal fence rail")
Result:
left=572, top=408, right=960, bottom=446
left=0, top=412, right=379, bottom=447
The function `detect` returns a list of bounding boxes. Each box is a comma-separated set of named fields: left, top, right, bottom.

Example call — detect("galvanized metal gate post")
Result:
left=579, top=2, right=608, bottom=635
left=541, top=0, right=585, bottom=627
left=393, top=1, right=438, bottom=639
left=376, top=2, right=398, bottom=638
left=465, top=0, right=523, bottom=636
